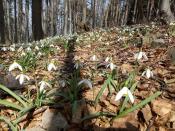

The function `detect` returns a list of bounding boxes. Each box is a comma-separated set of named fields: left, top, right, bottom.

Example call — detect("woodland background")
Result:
left=0, top=0, right=175, bottom=44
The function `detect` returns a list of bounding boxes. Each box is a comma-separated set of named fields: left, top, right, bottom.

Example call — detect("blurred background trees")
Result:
left=0, top=0, right=175, bottom=44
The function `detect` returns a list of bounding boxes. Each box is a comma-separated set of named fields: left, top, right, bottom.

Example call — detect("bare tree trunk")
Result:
left=104, top=3, right=109, bottom=28
left=32, top=0, right=43, bottom=40
left=64, top=0, right=68, bottom=35
left=68, top=0, right=72, bottom=34
left=18, top=0, right=23, bottom=42
left=161, top=0, right=175, bottom=22
left=133, top=0, right=138, bottom=23
left=92, top=0, right=96, bottom=28
left=0, top=0, right=5, bottom=43
left=25, top=0, right=29, bottom=42
left=82, top=0, right=86, bottom=23
left=14, top=0, right=18, bottom=43
left=149, top=0, right=154, bottom=20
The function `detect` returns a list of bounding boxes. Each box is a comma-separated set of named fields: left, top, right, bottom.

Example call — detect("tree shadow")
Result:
left=47, top=36, right=140, bottom=131
left=47, top=35, right=77, bottom=131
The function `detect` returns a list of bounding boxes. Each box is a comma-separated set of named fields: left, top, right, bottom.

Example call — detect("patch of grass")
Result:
left=18, top=51, right=37, bottom=71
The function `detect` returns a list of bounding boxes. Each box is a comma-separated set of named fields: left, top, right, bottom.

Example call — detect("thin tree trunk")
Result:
left=64, top=0, right=68, bottom=35
left=0, top=0, right=5, bottom=43
left=69, top=0, right=72, bottom=34
left=92, top=0, right=96, bottom=28
left=14, top=0, right=18, bottom=43
left=32, top=0, right=44, bottom=40
left=18, top=0, right=23, bottom=42
left=133, top=0, right=138, bottom=23
left=82, top=0, right=86, bottom=23
left=25, top=0, right=29, bottom=42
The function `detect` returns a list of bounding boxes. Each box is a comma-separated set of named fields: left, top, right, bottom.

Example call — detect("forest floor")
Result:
left=0, top=23, right=175, bottom=131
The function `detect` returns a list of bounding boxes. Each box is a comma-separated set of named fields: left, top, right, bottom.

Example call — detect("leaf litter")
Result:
left=0, top=23, right=175, bottom=130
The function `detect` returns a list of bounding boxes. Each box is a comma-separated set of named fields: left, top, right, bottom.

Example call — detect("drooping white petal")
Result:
left=16, top=74, right=30, bottom=85
left=107, top=63, right=116, bottom=71
left=1, top=47, right=7, bottom=51
left=90, top=55, right=97, bottom=61
left=115, top=87, right=134, bottom=103
left=137, top=52, right=143, bottom=60
left=105, top=57, right=110, bottom=62
left=78, top=79, right=92, bottom=89
left=59, top=80, right=66, bottom=87
left=35, top=46, right=40, bottom=50
left=109, top=63, right=116, bottom=71
left=141, top=71, right=146, bottom=76
left=26, top=47, right=31, bottom=51
left=74, top=62, right=79, bottom=69
left=47, top=63, right=57, bottom=71
left=9, top=62, right=23, bottom=72
left=127, top=90, right=134, bottom=103
left=9, top=47, right=15, bottom=52
left=39, top=81, right=52, bottom=92
left=115, top=87, right=128, bottom=101
left=142, top=69, right=153, bottom=79
left=134, top=52, right=148, bottom=61
left=146, top=69, right=151, bottom=78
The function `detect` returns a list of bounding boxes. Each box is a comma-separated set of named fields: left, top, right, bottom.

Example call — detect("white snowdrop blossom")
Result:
left=39, top=81, right=52, bottom=92
left=170, top=22, right=175, bottom=26
left=1, top=47, right=7, bottom=51
left=134, top=52, right=148, bottom=61
left=59, top=80, right=66, bottom=87
left=90, top=55, right=97, bottom=61
left=74, top=62, right=79, bottom=69
left=26, top=47, right=31, bottom=51
left=9, top=46, right=15, bottom=52
left=115, top=87, right=134, bottom=103
left=37, top=52, right=42, bottom=57
left=105, top=57, right=110, bottom=62
left=142, top=68, right=153, bottom=79
left=78, top=79, right=92, bottom=89
left=9, top=61, right=23, bottom=71
left=47, top=62, right=57, bottom=71
left=21, top=51, right=26, bottom=56
left=107, top=62, right=116, bottom=71
left=16, top=74, right=30, bottom=85
left=35, top=46, right=40, bottom=51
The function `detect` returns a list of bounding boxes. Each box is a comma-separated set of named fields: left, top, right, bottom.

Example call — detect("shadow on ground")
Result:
left=47, top=36, right=139, bottom=131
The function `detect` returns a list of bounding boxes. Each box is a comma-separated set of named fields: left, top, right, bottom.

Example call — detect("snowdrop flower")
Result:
left=170, top=22, right=175, bottom=26
left=90, top=55, right=97, bottom=61
left=47, top=62, right=57, bottom=71
left=26, top=47, right=31, bottom=51
left=9, top=46, right=15, bottom=52
left=9, top=61, right=23, bottom=71
left=59, top=80, right=66, bottom=87
left=50, top=44, right=54, bottom=47
left=115, top=87, right=134, bottom=103
left=1, top=47, right=7, bottom=51
left=142, top=68, right=153, bottom=79
left=107, top=62, right=116, bottom=71
left=105, top=57, right=110, bottom=62
left=16, top=74, right=30, bottom=85
left=35, top=46, right=40, bottom=51
left=78, top=79, right=92, bottom=89
left=39, top=81, right=52, bottom=92
left=74, top=62, right=79, bottom=69
left=37, top=52, right=42, bottom=57
left=21, top=51, right=26, bottom=56
left=134, top=52, right=148, bottom=61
